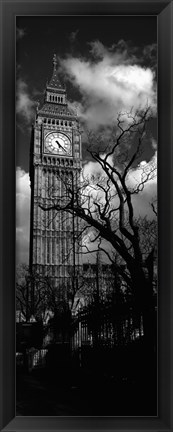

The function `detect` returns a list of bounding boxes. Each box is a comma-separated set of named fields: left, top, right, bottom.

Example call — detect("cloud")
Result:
left=127, top=152, right=157, bottom=188
left=82, top=153, right=114, bottom=180
left=59, top=40, right=157, bottom=129
left=127, top=152, right=157, bottom=217
left=82, top=151, right=157, bottom=219
left=142, top=43, right=157, bottom=70
left=151, top=137, right=157, bottom=150
left=83, top=159, right=105, bottom=179
left=69, top=29, right=79, bottom=44
left=16, top=79, right=36, bottom=123
left=16, top=168, right=30, bottom=264
left=16, top=27, right=26, bottom=40
left=89, top=39, right=138, bottom=65
left=89, top=40, right=157, bottom=70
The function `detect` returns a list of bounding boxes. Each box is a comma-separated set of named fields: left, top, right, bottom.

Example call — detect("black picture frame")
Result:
left=0, top=1, right=173, bottom=431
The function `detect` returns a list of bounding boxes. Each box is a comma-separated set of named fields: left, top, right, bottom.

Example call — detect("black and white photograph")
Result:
left=16, top=15, right=157, bottom=417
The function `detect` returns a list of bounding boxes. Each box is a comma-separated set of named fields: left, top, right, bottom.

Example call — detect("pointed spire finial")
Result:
left=53, top=53, right=57, bottom=71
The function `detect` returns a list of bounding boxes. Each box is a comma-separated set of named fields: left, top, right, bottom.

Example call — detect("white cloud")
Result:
left=60, top=42, right=157, bottom=129
left=16, top=168, right=30, bottom=264
left=83, top=154, right=113, bottom=179
left=127, top=152, right=157, bottom=217
left=82, top=151, right=157, bottom=219
left=127, top=152, right=157, bottom=190
left=16, top=79, right=36, bottom=123
left=151, top=137, right=157, bottom=150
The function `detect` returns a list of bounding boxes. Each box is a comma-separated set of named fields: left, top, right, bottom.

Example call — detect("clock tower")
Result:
left=29, top=54, right=82, bottom=302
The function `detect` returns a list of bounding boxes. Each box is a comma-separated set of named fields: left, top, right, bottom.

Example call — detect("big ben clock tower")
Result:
left=29, top=54, right=82, bottom=302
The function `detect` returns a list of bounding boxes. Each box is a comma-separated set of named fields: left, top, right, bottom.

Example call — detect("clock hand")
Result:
left=56, top=140, right=67, bottom=152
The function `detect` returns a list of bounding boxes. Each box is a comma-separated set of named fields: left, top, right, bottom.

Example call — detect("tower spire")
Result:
left=53, top=53, right=57, bottom=71
left=46, top=53, right=65, bottom=91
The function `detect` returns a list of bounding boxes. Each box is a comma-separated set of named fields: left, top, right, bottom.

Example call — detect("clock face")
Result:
left=45, top=132, right=71, bottom=155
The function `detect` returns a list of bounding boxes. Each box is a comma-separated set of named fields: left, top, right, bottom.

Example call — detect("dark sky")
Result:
left=16, top=15, right=157, bottom=172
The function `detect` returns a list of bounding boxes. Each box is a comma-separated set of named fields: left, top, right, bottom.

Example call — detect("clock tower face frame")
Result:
left=44, top=131, right=72, bottom=156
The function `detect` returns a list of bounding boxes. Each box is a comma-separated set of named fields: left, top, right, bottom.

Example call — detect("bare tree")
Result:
left=39, top=107, right=157, bottom=349
left=16, top=264, right=60, bottom=323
